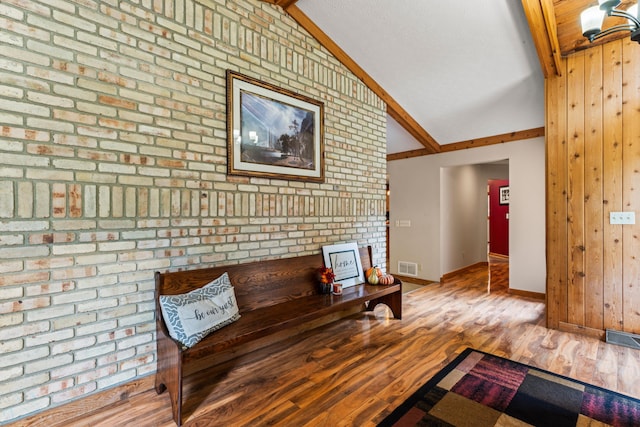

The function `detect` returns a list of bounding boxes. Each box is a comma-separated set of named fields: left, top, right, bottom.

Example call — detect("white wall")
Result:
left=388, top=137, right=545, bottom=294
left=440, top=163, right=508, bottom=274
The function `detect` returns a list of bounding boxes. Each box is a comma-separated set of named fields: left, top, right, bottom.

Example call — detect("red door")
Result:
left=488, top=179, right=509, bottom=256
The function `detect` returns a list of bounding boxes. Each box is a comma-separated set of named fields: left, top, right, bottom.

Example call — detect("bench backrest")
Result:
left=156, top=246, right=374, bottom=313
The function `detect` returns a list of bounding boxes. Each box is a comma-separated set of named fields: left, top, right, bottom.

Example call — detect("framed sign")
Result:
left=499, top=186, right=510, bottom=205
left=226, top=70, right=325, bottom=182
left=322, top=242, right=365, bottom=288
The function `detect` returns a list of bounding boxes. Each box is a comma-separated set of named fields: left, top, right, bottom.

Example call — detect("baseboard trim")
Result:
left=508, top=288, right=545, bottom=300
left=488, top=252, right=509, bottom=261
left=440, top=262, right=488, bottom=282
left=7, top=374, right=155, bottom=427
left=558, top=321, right=605, bottom=340
left=393, top=274, right=435, bottom=286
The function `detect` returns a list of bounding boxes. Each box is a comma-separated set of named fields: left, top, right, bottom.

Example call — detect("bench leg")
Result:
left=156, top=328, right=184, bottom=426
left=368, top=289, right=402, bottom=319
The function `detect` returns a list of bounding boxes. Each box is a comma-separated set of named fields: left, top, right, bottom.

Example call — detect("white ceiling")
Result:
left=296, top=0, right=546, bottom=154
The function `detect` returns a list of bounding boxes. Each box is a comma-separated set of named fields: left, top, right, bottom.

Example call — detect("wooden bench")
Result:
left=155, top=246, right=402, bottom=426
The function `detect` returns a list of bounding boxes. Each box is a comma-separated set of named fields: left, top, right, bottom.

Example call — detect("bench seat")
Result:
left=181, top=282, right=401, bottom=363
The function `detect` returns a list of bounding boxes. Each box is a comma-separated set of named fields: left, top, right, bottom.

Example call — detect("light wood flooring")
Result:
left=24, top=264, right=640, bottom=426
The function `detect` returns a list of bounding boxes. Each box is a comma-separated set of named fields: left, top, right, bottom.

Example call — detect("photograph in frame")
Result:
left=226, top=70, right=325, bottom=182
left=499, top=186, right=510, bottom=205
left=322, top=242, right=365, bottom=288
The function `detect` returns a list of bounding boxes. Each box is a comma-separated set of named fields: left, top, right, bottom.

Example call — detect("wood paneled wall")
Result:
left=546, top=38, right=640, bottom=336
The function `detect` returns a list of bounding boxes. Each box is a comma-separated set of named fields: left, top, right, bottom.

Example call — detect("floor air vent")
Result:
left=606, top=329, right=640, bottom=350
left=398, top=261, right=418, bottom=277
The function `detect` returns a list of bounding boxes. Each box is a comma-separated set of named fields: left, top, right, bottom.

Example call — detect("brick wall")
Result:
left=0, top=0, right=387, bottom=422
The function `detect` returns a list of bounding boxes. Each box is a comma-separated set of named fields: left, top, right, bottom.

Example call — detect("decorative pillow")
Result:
left=159, top=272, right=240, bottom=348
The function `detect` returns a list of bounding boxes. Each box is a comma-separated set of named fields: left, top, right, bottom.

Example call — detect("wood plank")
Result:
left=509, top=288, right=545, bottom=300
left=260, top=0, right=298, bottom=9
left=440, top=261, right=488, bottom=282
left=602, top=40, right=624, bottom=331
left=545, top=58, right=569, bottom=330
left=566, top=51, right=586, bottom=327
left=275, top=0, right=298, bottom=10
left=387, top=127, right=545, bottom=161
left=584, top=46, right=604, bottom=330
left=622, top=40, right=640, bottom=332
left=540, top=0, right=563, bottom=76
left=438, top=127, right=546, bottom=153
left=521, top=0, right=558, bottom=78
left=386, top=147, right=432, bottom=161
left=392, top=274, right=434, bottom=287
left=545, top=39, right=640, bottom=338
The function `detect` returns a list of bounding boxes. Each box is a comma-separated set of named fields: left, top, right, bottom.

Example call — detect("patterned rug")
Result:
left=378, top=347, right=640, bottom=427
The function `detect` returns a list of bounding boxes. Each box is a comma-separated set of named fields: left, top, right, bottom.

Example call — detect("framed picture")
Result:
left=226, top=70, right=325, bottom=182
left=322, top=242, right=365, bottom=288
left=499, top=186, right=510, bottom=205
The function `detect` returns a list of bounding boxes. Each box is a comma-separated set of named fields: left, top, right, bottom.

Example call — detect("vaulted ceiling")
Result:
left=261, top=0, right=634, bottom=157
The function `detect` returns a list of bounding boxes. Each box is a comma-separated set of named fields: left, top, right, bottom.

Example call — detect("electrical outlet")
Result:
left=610, top=212, right=636, bottom=225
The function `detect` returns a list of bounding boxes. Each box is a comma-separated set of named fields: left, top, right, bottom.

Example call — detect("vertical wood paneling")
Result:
left=545, top=72, right=568, bottom=330
left=584, top=48, right=604, bottom=330
left=546, top=40, right=640, bottom=336
left=602, top=40, right=624, bottom=331
left=622, top=40, right=640, bottom=332
left=566, top=52, right=586, bottom=326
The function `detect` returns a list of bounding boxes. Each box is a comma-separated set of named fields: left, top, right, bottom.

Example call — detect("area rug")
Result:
left=378, top=347, right=640, bottom=427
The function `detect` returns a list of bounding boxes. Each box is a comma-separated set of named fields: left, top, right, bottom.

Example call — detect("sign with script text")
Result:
left=322, top=242, right=365, bottom=287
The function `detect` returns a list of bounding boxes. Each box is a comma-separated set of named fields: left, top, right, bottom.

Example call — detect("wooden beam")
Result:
left=439, top=127, right=546, bottom=152
left=540, top=0, right=563, bottom=76
left=275, top=0, right=298, bottom=10
left=284, top=5, right=440, bottom=154
left=521, top=0, right=560, bottom=78
left=387, top=127, right=546, bottom=161
left=387, top=148, right=432, bottom=162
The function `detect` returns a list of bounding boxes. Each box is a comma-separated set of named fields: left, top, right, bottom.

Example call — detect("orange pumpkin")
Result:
left=378, top=274, right=395, bottom=285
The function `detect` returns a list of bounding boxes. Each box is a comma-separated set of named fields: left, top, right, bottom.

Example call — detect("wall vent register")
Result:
left=398, top=261, right=418, bottom=277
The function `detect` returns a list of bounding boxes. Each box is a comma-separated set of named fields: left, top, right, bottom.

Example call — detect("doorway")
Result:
left=440, top=162, right=509, bottom=278
left=488, top=179, right=509, bottom=256
left=487, top=179, right=509, bottom=290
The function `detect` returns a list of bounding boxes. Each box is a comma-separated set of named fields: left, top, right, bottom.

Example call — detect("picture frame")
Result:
left=499, top=186, right=510, bottom=205
left=322, top=242, right=365, bottom=288
left=226, top=70, right=325, bottom=182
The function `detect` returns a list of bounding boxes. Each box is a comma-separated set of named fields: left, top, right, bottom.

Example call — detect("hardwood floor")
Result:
left=487, top=252, right=508, bottom=292
left=22, top=264, right=640, bottom=427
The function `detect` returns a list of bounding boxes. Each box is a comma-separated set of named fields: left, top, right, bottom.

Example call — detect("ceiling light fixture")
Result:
left=581, top=0, right=640, bottom=44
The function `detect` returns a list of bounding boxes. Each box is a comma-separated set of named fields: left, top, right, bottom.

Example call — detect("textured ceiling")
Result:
left=296, top=0, right=546, bottom=153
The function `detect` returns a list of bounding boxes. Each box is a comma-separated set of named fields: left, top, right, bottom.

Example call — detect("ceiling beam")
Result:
left=269, top=3, right=441, bottom=154
left=387, top=127, right=545, bottom=161
left=521, top=0, right=561, bottom=78
left=539, top=0, right=563, bottom=76
left=260, top=0, right=298, bottom=10
left=275, top=0, right=298, bottom=10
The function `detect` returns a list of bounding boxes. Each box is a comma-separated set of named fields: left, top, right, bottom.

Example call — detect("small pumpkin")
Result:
left=378, top=273, right=395, bottom=285
left=366, top=266, right=382, bottom=285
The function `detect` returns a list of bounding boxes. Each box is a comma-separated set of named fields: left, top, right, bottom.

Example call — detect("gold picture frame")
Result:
left=226, top=70, right=325, bottom=182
